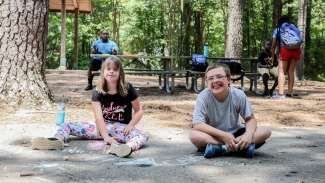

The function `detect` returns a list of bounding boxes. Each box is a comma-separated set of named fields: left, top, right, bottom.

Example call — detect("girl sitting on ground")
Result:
left=32, top=56, right=149, bottom=157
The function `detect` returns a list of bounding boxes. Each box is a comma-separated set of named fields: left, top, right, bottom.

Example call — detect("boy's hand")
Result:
left=221, top=132, right=237, bottom=152
left=235, top=132, right=253, bottom=151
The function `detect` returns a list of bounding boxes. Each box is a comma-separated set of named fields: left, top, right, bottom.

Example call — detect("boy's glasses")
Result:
left=206, top=75, right=226, bottom=82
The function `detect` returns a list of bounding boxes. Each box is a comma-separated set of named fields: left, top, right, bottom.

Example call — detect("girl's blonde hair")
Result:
left=97, top=56, right=128, bottom=96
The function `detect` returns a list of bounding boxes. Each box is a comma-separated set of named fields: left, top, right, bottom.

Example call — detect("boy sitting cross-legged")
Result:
left=189, top=63, right=271, bottom=158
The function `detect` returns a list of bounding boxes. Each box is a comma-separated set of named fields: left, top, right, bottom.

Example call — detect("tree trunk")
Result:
left=244, top=1, right=251, bottom=57
left=194, top=11, right=203, bottom=54
left=112, top=0, right=119, bottom=45
left=160, top=2, right=165, bottom=56
left=180, top=1, right=192, bottom=57
left=225, top=0, right=245, bottom=58
left=261, top=1, right=270, bottom=41
left=304, top=0, right=311, bottom=66
left=166, top=0, right=178, bottom=58
left=59, top=0, right=67, bottom=70
left=296, top=0, right=309, bottom=80
left=0, top=0, right=53, bottom=105
left=272, top=0, right=282, bottom=28
left=117, top=11, right=120, bottom=46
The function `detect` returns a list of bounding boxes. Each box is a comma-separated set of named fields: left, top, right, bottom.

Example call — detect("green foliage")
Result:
left=193, top=0, right=226, bottom=56
left=121, top=0, right=165, bottom=55
left=305, top=0, right=325, bottom=81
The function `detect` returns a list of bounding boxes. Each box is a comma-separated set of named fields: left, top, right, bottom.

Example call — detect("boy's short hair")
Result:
left=205, top=63, right=231, bottom=81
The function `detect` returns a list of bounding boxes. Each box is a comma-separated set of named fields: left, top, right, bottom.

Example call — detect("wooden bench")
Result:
left=92, top=68, right=259, bottom=94
left=185, top=71, right=205, bottom=93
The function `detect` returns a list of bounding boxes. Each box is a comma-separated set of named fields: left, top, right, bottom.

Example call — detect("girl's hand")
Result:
left=123, top=124, right=135, bottom=136
left=104, top=137, right=118, bottom=145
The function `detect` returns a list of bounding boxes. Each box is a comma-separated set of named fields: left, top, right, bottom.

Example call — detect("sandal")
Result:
left=31, top=137, right=64, bottom=150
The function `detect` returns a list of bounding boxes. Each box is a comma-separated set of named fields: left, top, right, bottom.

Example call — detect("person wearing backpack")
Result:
left=271, top=15, right=302, bottom=99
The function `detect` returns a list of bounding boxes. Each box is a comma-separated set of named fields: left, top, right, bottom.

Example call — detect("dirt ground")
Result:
left=0, top=70, right=324, bottom=183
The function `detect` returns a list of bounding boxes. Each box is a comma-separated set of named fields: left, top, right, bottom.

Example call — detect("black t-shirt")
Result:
left=91, top=83, right=138, bottom=124
left=258, top=50, right=278, bottom=67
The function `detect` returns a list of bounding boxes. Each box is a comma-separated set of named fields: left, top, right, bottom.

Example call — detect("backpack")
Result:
left=277, top=23, right=302, bottom=49
left=191, top=54, right=208, bottom=71
left=217, top=60, right=245, bottom=81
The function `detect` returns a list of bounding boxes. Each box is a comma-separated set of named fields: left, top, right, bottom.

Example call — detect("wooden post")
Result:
left=59, top=0, right=67, bottom=70
left=72, top=0, right=79, bottom=69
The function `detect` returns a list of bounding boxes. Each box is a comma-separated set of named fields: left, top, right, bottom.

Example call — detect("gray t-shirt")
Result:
left=192, top=86, right=253, bottom=133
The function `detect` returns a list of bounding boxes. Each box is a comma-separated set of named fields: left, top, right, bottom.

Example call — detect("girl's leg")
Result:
left=126, top=133, right=149, bottom=151
left=105, top=123, right=128, bottom=143
left=106, top=123, right=149, bottom=151
left=287, top=59, right=298, bottom=95
left=54, top=122, right=99, bottom=142
left=277, top=59, right=289, bottom=95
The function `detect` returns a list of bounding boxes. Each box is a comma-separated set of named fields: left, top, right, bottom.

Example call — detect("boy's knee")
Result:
left=189, top=131, right=199, bottom=143
left=262, top=127, right=272, bottom=139
left=189, top=133, right=207, bottom=150
left=189, top=130, right=205, bottom=144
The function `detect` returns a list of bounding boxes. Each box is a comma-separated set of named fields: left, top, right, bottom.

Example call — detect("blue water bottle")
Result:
left=203, top=43, right=209, bottom=57
left=56, top=102, right=65, bottom=126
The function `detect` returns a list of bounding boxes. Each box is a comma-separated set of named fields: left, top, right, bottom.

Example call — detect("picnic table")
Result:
left=90, top=54, right=259, bottom=94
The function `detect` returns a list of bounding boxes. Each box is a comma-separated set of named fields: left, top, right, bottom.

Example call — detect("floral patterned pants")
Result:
left=54, top=122, right=149, bottom=151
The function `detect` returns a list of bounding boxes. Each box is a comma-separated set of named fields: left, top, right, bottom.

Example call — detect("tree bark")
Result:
left=180, top=1, right=192, bottom=57
left=261, top=0, right=270, bottom=41
left=194, top=11, right=203, bottom=54
left=304, top=0, right=311, bottom=66
left=296, top=0, right=309, bottom=80
left=112, top=0, right=119, bottom=45
left=244, top=1, right=251, bottom=57
left=225, top=0, right=245, bottom=58
left=160, top=2, right=165, bottom=56
left=0, top=0, right=53, bottom=105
